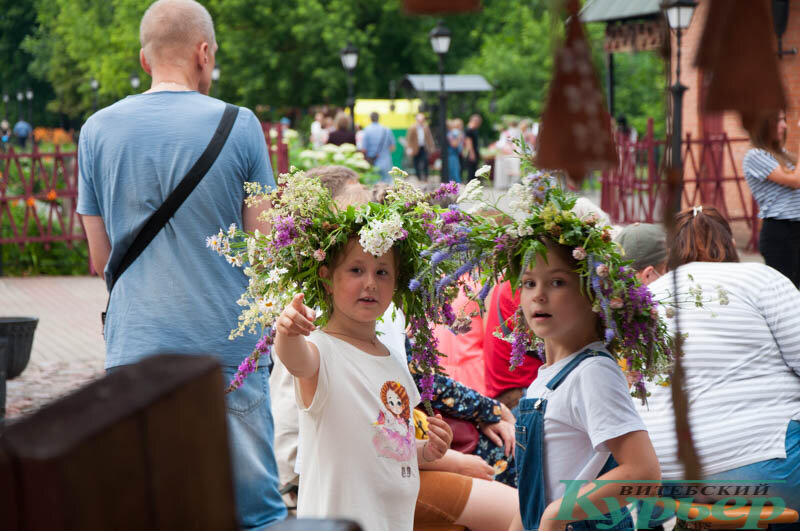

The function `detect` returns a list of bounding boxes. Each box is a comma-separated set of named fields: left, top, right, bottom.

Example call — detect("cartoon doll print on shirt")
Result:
left=372, top=380, right=415, bottom=461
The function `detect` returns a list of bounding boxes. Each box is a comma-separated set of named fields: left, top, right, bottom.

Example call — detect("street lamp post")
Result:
left=211, top=66, right=220, bottom=97
left=662, top=0, right=697, bottom=215
left=25, top=89, right=33, bottom=128
left=2, top=93, right=8, bottom=119
left=130, top=72, right=141, bottom=93
left=16, top=92, right=23, bottom=121
left=340, top=42, right=359, bottom=132
left=430, top=20, right=451, bottom=183
left=90, top=78, right=99, bottom=113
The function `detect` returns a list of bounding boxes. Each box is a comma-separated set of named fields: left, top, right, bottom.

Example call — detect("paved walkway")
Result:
left=1, top=276, right=107, bottom=419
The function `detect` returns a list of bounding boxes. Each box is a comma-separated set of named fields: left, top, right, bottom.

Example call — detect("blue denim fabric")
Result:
left=516, top=397, right=545, bottom=531
left=703, top=419, right=800, bottom=530
left=516, top=351, right=633, bottom=531
left=222, top=365, right=287, bottom=529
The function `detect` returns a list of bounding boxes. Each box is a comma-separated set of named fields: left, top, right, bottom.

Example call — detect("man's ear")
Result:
left=140, top=49, right=152, bottom=75
left=639, top=265, right=661, bottom=285
left=197, top=41, right=210, bottom=69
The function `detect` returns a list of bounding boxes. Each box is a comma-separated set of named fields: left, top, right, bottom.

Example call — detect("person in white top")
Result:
left=637, top=205, right=800, bottom=510
left=273, top=235, right=453, bottom=531
left=508, top=239, right=660, bottom=531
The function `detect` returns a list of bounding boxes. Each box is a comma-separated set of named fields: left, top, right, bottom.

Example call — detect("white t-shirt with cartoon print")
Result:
left=525, top=342, right=647, bottom=504
left=297, top=330, right=421, bottom=531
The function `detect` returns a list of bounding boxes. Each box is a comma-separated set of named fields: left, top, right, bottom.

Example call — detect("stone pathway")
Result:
left=1, top=276, right=107, bottom=419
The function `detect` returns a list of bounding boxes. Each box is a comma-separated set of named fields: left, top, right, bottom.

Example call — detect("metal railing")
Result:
left=0, top=123, right=291, bottom=256
left=600, top=119, right=756, bottom=250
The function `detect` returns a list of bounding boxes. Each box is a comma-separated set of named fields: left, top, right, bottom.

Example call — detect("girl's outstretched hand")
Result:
left=422, top=414, right=453, bottom=462
left=276, top=293, right=317, bottom=337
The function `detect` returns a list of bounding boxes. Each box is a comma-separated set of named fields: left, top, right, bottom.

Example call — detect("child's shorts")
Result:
left=414, top=471, right=472, bottom=529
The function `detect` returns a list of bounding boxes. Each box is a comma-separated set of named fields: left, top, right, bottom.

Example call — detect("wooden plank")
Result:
left=0, top=354, right=236, bottom=531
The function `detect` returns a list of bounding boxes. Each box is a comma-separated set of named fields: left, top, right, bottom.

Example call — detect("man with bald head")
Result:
left=77, top=0, right=287, bottom=527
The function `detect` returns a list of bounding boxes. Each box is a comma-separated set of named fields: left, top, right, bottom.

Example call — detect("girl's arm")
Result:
left=274, top=293, right=320, bottom=408
left=538, top=430, right=661, bottom=531
left=765, top=164, right=800, bottom=188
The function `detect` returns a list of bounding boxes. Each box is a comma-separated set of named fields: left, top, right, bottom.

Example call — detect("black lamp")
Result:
left=340, top=42, right=359, bottom=131
left=430, top=20, right=451, bottom=182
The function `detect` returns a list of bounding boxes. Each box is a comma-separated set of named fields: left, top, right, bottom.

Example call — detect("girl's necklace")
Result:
left=324, top=329, right=385, bottom=353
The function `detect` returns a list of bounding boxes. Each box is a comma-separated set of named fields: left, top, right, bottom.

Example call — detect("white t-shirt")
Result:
left=289, top=305, right=407, bottom=477
left=637, top=262, right=800, bottom=478
left=525, top=343, right=647, bottom=503
left=296, top=330, right=421, bottom=531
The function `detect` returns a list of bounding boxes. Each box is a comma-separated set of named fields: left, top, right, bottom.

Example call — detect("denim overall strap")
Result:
left=516, top=349, right=631, bottom=531
left=545, top=349, right=614, bottom=391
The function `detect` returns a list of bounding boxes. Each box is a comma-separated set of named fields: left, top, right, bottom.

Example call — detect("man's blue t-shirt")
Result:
left=77, top=92, right=274, bottom=369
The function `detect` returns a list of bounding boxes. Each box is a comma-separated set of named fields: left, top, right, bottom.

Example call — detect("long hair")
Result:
left=380, top=381, right=411, bottom=422
left=667, top=205, right=739, bottom=270
left=748, top=111, right=797, bottom=167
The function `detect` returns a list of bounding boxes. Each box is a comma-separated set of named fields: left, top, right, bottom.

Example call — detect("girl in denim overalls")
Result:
left=505, top=239, right=662, bottom=531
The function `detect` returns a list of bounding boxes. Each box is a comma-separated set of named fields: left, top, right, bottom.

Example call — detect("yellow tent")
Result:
left=353, top=99, right=422, bottom=129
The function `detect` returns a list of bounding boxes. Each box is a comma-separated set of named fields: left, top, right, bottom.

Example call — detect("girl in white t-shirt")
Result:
left=274, top=237, right=453, bottom=531
left=429, top=172, right=670, bottom=531
left=508, top=240, right=660, bottom=531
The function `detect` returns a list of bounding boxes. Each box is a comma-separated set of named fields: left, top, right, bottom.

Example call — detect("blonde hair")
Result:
left=334, top=111, right=352, bottom=131
left=334, top=183, right=370, bottom=209
left=140, top=0, right=215, bottom=67
left=306, top=165, right=360, bottom=200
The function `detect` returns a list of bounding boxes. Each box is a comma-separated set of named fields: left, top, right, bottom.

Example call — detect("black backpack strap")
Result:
left=102, top=103, right=239, bottom=325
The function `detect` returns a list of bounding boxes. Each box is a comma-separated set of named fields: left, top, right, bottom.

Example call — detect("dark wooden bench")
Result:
left=0, top=354, right=236, bottom=530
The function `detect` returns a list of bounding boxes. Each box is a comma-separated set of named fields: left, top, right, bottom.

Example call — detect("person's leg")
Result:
left=421, top=147, right=429, bottom=179
left=222, top=365, right=288, bottom=529
left=448, top=150, right=461, bottom=183
left=760, top=220, right=798, bottom=286
left=414, top=470, right=472, bottom=528
left=791, top=222, right=800, bottom=288
left=455, top=477, right=519, bottom=531
left=414, top=149, right=426, bottom=181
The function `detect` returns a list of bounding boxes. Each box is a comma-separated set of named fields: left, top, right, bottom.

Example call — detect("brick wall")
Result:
left=667, top=0, right=800, bottom=244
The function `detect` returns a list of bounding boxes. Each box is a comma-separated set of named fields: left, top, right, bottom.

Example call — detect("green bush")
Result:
left=0, top=200, right=89, bottom=276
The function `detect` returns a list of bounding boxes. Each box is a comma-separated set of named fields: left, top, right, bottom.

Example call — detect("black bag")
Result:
left=101, top=103, right=239, bottom=325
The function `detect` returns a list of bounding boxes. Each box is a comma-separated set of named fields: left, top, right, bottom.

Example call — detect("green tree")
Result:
left=23, top=0, right=145, bottom=120
left=459, top=0, right=559, bottom=122
left=206, top=0, right=483, bottom=116
left=603, top=49, right=667, bottom=139
left=0, top=0, right=56, bottom=125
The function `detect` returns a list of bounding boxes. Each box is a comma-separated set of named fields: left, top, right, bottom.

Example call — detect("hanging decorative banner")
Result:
left=403, top=0, right=481, bottom=14
left=694, top=0, right=731, bottom=70
left=604, top=21, right=664, bottom=53
left=535, top=0, right=617, bottom=185
left=700, top=0, right=786, bottom=131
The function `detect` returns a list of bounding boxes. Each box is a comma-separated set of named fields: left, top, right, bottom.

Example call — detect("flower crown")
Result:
left=430, top=169, right=674, bottom=403
left=209, top=167, right=464, bottom=404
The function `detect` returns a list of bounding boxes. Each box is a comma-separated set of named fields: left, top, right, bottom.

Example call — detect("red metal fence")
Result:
left=1, top=123, right=290, bottom=252
left=600, top=120, right=757, bottom=250
left=261, top=122, right=291, bottom=175
left=0, top=145, right=82, bottom=247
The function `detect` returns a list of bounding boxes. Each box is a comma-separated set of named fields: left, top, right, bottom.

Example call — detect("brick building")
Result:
left=583, top=0, right=800, bottom=248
